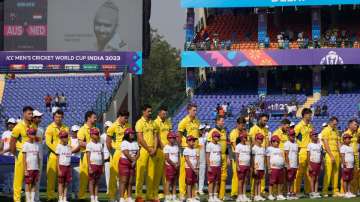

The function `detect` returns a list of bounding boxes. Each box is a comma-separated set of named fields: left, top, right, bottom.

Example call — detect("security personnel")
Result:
left=294, top=108, right=313, bottom=195
left=45, top=110, right=69, bottom=200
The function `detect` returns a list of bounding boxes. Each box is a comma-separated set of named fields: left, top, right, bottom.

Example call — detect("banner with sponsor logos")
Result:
left=4, top=0, right=47, bottom=50
left=181, top=48, right=359, bottom=67
left=0, top=51, right=143, bottom=75
left=181, top=0, right=360, bottom=8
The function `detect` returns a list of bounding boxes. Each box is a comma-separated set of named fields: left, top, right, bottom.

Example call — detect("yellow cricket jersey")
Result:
left=78, top=124, right=95, bottom=152
left=344, top=129, right=359, bottom=155
left=11, top=120, right=37, bottom=151
left=106, top=120, right=130, bottom=150
left=45, top=122, right=70, bottom=153
left=294, top=120, right=314, bottom=148
left=321, top=125, right=340, bottom=152
left=154, top=116, right=172, bottom=147
left=135, top=116, right=156, bottom=147
left=229, top=128, right=240, bottom=152
left=207, top=127, right=227, bottom=154
left=177, top=115, right=200, bottom=147
left=249, top=124, right=269, bottom=148
left=272, top=128, right=289, bottom=150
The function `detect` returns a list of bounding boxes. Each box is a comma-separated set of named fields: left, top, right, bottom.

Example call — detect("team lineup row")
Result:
left=4, top=104, right=360, bottom=202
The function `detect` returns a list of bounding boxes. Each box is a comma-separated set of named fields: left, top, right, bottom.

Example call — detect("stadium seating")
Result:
left=172, top=94, right=307, bottom=132
left=173, top=93, right=359, bottom=133
left=1, top=74, right=122, bottom=130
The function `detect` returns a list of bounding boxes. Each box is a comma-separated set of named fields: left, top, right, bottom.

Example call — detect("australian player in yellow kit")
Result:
left=341, top=119, right=360, bottom=194
left=10, top=106, right=35, bottom=202
left=321, top=116, right=341, bottom=197
left=78, top=111, right=98, bottom=200
left=106, top=110, right=130, bottom=201
left=229, top=116, right=247, bottom=197
left=249, top=113, right=269, bottom=195
left=207, top=116, right=229, bottom=200
left=272, top=119, right=291, bottom=150
left=177, top=103, right=200, bottom=199
left=153, top=106, right=173, bottom=200
left=135, top=105, right=158, bottom=201
left=294, top=108, right=313, bottom=195
left=45, top=110, right=69, bottom=200
left=272, top=118, right=291, bottom=194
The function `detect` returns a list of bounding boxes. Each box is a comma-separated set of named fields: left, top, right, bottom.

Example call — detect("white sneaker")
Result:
left=315, top=192, right=322, bottom=198
left=186, top=198, right=192, bottom=202
left=164, top=199, right=172, bottom=202
left=243, top=195, right=251, bottom=202
left=119, top=198, right=126, bottom=202
left=214, top=196, right=223, bottom=202
left=322, top=194, right=328, bottom=198
left=344, top=192, right=351, bottom=199
left=276, top=194, right=286, bottom=200
left=309, top=192, right=316, bottom=199
left=235, top=195, right=243, bottom=202
left=268, top=194, right=276, bottom=201
left=192, top=198, right=200, bottom=202
left=259, top=195, right=266, bottom=201
left=253, top=196, right=261, bottom=202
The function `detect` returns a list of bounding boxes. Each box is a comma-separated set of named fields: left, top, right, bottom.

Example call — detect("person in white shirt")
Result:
left=206, top=132, right=222, bottom=202
left=283, top=129, right=299, bottom=200
left=235, top=132, right=251, bottom=202
left=307, top=132, right=323, bottom=199
left=86, top=128, right=104, bottom=202
left=32, top=110, right=44, bottom=202
left=198, top=124, right=207, bottom=195
left=340, top=134, right=356, bottom=198
left=101, top=121, right=112, bottom=194
left=183, top=135, right=200, bottom=202
left=69, top=125, right=80, bottom=199
left=267, top=135, right=286, bottom=201
left=22, top=128, right=41, bottom=202
left=251, top=133, right=266, bottom=202
left=0, top=118, right=16, bottom=194
left=119, top=128, right=139, bottom=202
left=163, top=132, right=180, bottom=202
left=56, top=131, right=73, bottom=202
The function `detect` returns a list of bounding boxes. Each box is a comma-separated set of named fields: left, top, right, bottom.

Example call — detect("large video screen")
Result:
left=4, top=0, right=47, bottom=50
left=181, top=0, right=360, bottom=8
left=4, top=0, right=142, bottom=51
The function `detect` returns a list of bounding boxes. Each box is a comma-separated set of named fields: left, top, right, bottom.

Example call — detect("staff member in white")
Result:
left=70, top=125, right=81, bottom=199
left=32, top=110, right=44, bottom=202
left=101, top=121, right=112, bottom=193
left=198, top=124, right=207, bottom=195
left=0, top=118, right=17, bottom=195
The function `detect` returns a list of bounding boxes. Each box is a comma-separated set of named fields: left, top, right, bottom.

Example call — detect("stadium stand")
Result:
left=173, top=93, right=359, bottom=134
left=0, top=73, right=123, bottom=130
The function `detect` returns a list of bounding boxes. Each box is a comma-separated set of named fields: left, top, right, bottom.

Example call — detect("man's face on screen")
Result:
left=94, top=6, right=118, bottom=45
